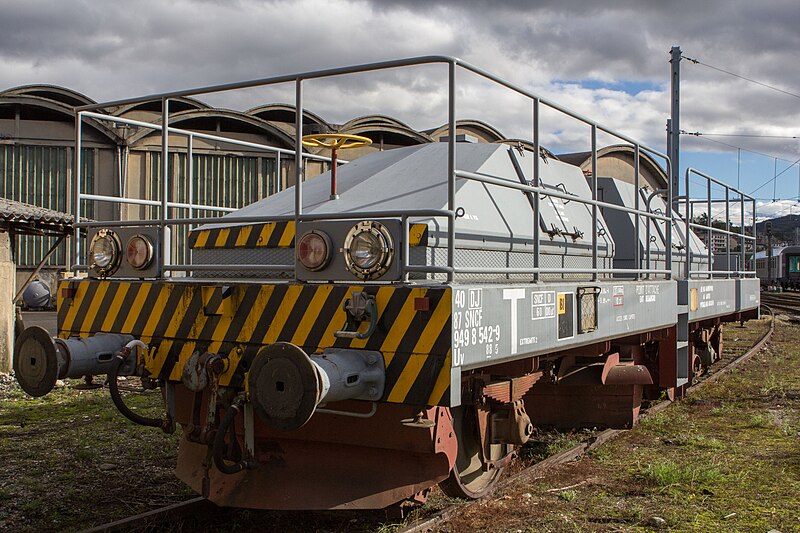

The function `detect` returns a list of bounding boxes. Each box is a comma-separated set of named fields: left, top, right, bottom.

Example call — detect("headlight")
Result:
left=89, top=229, right=121, bottom=277
left=343, top=221, right=394, bottom=280
left=297, top=230, right=332, bottom=271
left=126, top=234, right=154, bottom=270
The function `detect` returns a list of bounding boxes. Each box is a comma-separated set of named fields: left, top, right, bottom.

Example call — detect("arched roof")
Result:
left=340, top=116, right=431, bottom=147
left=425, top=119, right=505, bottom=143
left=0, top=94, right=119, bottom=143
left=340, top=114, right=414, bottom=131
left=0, top=84, right=96, bottom=108
left=126, top=108, right=296, bottom=148
left=246, top=104, right=331, bottom=130
left=112, top=96, right=210, bottom=117
left=558, top=144, right=669, bottom=189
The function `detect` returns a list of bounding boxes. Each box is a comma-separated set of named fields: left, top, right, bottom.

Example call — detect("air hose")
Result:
left=213, top=395, right=254, bottom=475
left=108, top=342, right=164, bottom=429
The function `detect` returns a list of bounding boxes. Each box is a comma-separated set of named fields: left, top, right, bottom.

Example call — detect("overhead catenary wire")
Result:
left=682, top=53, right=800, bottom=201
left=682, top=55, right=800, bottom=101
left=681, top=131, right=800, bottom=200
left=682, top=131, right=798, bottom=140
left=748, top=156, right=800, bottom=196
left=681, top=132, right=796, bottom=162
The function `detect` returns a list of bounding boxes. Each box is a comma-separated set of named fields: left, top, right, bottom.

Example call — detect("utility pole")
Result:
left=737, top=148, right=741, bottom=190
left=766, top=221, right=773, bottom=283
left=669, top=46, right=681, bottom=212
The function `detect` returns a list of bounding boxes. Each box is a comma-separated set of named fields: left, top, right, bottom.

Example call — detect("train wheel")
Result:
left=691, top=353, right=704, bottom=381
left=439, top=406, right=508, bottom=499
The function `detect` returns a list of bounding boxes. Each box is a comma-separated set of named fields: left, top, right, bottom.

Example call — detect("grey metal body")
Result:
left=450, top=280, right=677, bottom=370
left=597, top=177, right=708, bottom=277
left=313, top=349, right=385, bottom=404
left=56, top=334, right=136, bottom=379
left=200, top=143, right=615, bottom=282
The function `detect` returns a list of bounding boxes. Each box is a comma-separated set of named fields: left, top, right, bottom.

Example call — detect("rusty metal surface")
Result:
left=604, top=364, right=654, bottom=385
left=525, top=383, right=644, bottom=429
left=173, top=386, right=458, bottom=510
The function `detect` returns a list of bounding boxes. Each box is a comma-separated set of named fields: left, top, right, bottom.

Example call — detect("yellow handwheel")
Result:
left=301, top=134, right=373, bottom=200
left=301, top=133, right=373, bottom=150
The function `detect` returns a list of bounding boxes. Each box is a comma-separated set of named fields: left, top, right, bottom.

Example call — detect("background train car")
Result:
left=753, top=246, right=800, bottom=290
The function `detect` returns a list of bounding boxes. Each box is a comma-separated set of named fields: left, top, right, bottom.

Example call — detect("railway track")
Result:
left=78, top=310, right=775, bottom=533
left=760, top=292, right=800, bottom=316
left=397, top=307, right=775, bottom=533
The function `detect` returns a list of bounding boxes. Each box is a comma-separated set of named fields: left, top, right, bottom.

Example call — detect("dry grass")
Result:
left=441, top=316, right=800, bottom=532
left=1, top=316, right=793, bottom=532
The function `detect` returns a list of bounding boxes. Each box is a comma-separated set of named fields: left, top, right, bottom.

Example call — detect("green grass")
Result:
left=556, top=489, right=577, bottom=502
left=443, top=317, right=800, bottom=533
left=638, top=459, right=723, bottom=489
left=747, top=413, right=770, bottom=428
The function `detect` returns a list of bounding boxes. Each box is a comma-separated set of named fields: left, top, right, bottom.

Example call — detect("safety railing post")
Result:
left=532, top=98, right=540, bottom=283
left=591, top=125, right=598, bottom=281
left=402, top=216, right=410, bottom=282
left=161, top=98, right=170, bottom=271
left=740, top=194, right=746, bottom=276
left=665, top=159, right=673, bottom=280
left=752, top=198, right=757, bottom=277
left=685, top=169, right=692, bottom=278
left=447, top=61, right=456, bottom=283
left=188, top=134, right=194, bottom=267
left=294, top=78, right=303, bottom=282
left=72, top=112, right=82, bottom=269
left=634, top=144, right=641, bottom=280
left=707, top=178, right=712, bottom=278
left=725, top=187, right=731, bottom=278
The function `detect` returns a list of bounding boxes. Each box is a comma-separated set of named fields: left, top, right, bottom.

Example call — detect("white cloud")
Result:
left=0, top=0, right=798, bottom=191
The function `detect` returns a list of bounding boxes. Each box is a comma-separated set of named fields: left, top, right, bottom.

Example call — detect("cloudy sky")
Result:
left=2, top=0, right=798, bottom=219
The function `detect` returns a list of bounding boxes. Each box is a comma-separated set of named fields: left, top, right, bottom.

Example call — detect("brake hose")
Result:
left=213, top=395, right=254, bottom=475
left=108, top=346, right=164, bottom=429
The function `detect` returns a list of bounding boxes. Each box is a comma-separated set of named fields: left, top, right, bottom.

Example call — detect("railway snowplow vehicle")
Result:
left=13, top=57, right=760, bottom=509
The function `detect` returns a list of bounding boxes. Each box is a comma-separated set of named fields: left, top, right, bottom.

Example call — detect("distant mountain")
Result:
left=755, top=214, right=800, bottom=243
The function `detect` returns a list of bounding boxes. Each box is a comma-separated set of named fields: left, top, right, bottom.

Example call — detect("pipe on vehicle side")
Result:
left=14, top=326, right=136, bottom=397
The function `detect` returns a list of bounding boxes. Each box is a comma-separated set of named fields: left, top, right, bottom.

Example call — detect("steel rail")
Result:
left=398, top=309, right=774, bottom=533
left=78, top=496, right=213, bottom=533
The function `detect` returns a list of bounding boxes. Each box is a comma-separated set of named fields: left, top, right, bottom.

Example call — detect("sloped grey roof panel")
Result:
left=0, top=197, right=74, bottom=235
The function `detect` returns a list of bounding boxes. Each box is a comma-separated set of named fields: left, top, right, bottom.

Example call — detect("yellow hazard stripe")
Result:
left=386, top=290, right=452, bottom=402
left=101, top=282, right=130, bottom=332
left=188, top=221, right=427, bottom=249
left=427, top=351, right=452, bottom=405
left=194, top=230, right=210, bottom=248
left=290, top=285, right=332, bottom=346
left=122, top=284, right=152, bottom=333
left=235, top=226, right=253, bottom=247
left=377, top=289, right=421, bottom=360
left=58, top=281, right=453, bottom=406
left=214, top=228, right=230, bottom=248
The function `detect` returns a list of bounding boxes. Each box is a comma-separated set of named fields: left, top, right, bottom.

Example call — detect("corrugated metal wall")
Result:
left=163, top=152, right=281, bottom=265
left=0, top=145, right=94, bottom=266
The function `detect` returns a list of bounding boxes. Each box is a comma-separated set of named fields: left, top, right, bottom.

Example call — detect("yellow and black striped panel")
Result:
left=57, top=280, right=451, bottom=407
left=188, top=221, right=296, bottom=249
left=187, top=222, right=429, bottom=249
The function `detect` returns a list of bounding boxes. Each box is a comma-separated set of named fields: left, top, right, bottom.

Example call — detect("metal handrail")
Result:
left=684, top=167, right=757, bottom=279
left=72, top=55, right=752, bottom=282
